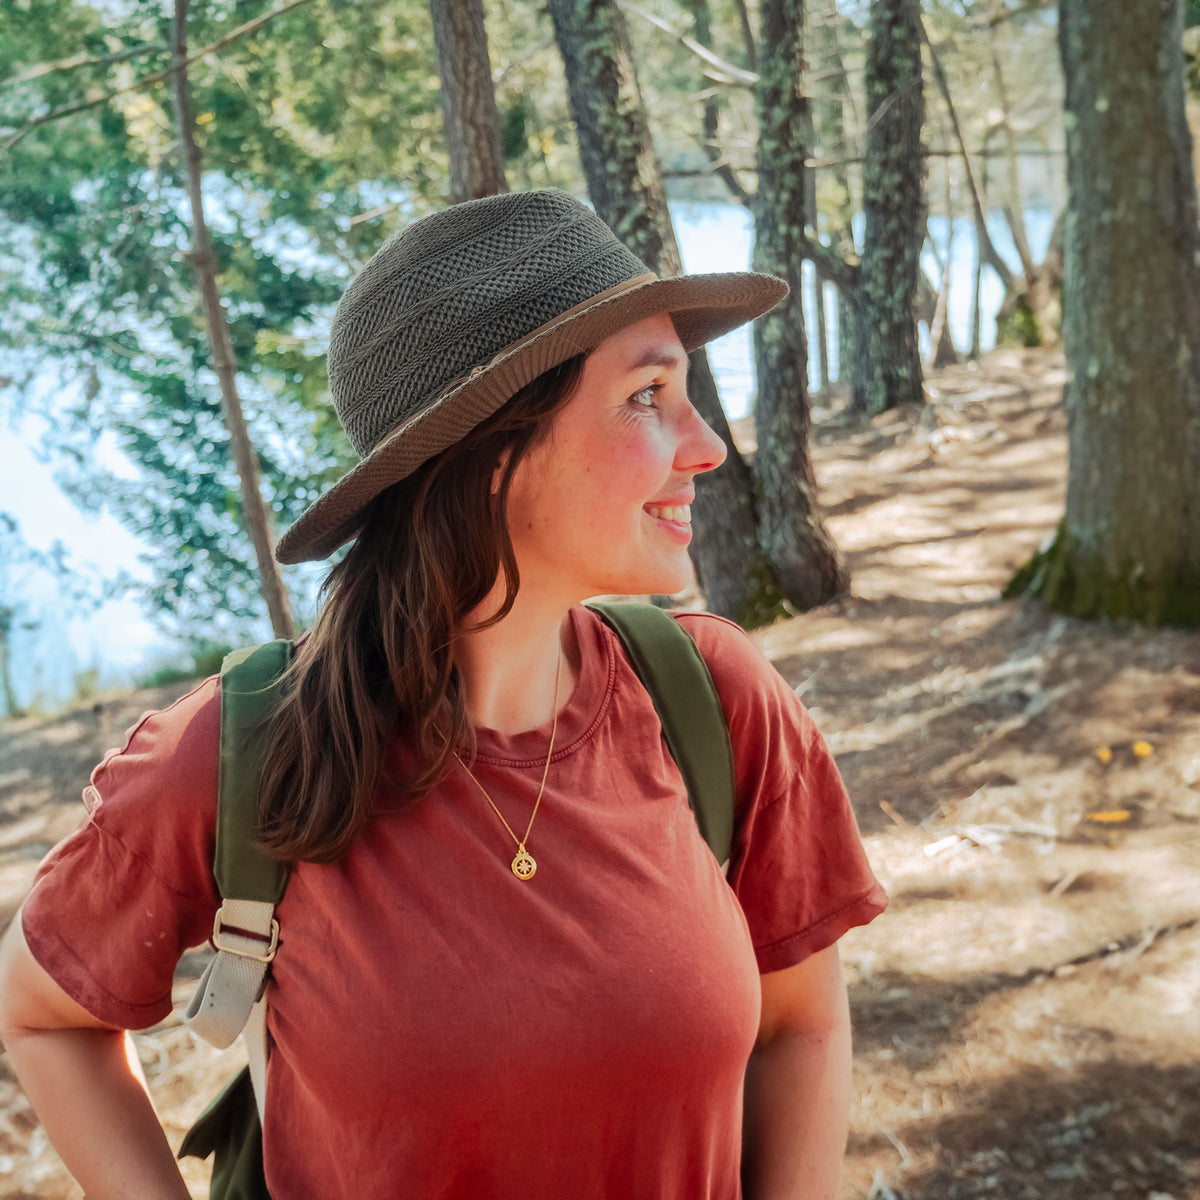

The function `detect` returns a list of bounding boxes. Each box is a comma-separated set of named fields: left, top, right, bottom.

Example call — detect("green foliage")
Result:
left=996, top=297, right=1041, bottom=347
left=0, top=0, right=453, bottom=635
left=737, top=555, right=794, bottom=629
left=136, top=640, right=234, bottom=688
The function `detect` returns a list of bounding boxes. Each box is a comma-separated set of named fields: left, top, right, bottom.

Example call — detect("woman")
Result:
left=0, top=189, right=886, bottom=1199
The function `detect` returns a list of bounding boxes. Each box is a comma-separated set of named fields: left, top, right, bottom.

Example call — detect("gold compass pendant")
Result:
left=511, top=847, right=537, bottom=880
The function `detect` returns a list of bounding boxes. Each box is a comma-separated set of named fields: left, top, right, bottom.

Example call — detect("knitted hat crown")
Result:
left=276, top=189, right=786, bottom=564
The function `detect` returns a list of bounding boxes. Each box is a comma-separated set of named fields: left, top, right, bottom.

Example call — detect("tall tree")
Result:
left=810, top=1, right=862, bottom=391
left=857, top=0, right=925, bottom=412
left=1009, top=0, right=1200, bottom=624
left=752, top=0, right=848, bottom=607
left=546, top=0, right=789, bottom=623
left=169, top=0, right=292, bottom=640
left=430, top=0, right=508, bottom=202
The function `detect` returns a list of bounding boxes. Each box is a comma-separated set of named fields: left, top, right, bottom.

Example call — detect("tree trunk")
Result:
left=430, top=0, right=509, bottom=203
left=858, top=0, right=925, bottom=413
left=169, top=0, right=292, bottom=640
left=969, top=134, right=988, bottom=359
left=683, top=0, right=752, bottom=206
left=547, top=0, right=784, bottom=623
left=924, top=161, right=958, bottom=369
left=969, top=227, right=983, bottom=359
left=800, top=99, right=831, bottom=393
left=0, top=609, right=23, bottom=719
left=995, top=206, right=1065, bottom=348
left=990, top=41, right=1036, bottom=288
left=730, top=0, right=757, bottom=71
left=1009, top=0, right=1200, bottom=626
left=812, top=0, right=862, bottom=394
left=752, top=0, right=848, bottom=608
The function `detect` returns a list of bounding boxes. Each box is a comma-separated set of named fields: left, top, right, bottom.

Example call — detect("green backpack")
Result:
left=178, top=602, right=735, bottom=1200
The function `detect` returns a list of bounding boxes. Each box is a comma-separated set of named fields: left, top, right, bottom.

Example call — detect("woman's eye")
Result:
left=630, top=385, right=659, bottom=408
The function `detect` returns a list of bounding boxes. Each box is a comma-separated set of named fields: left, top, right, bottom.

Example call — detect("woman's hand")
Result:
left=0, top=910, right=192, bottom=1200
left=742, top=943, right=853, bottom=1200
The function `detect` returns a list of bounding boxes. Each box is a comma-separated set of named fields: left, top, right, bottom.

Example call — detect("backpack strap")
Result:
left=185, top=640, right=293, bottom=1068
left=585, top=602, right=735, bottom=869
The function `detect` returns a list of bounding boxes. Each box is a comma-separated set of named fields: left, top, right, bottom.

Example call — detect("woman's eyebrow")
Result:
left=625, top=345, right=686, bottom=372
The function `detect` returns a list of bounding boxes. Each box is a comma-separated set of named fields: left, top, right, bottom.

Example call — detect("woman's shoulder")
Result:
left=20, top=675, right=226, bottom=1026
left=86, top=674, right=222, bottom=816
left=670, top=611, right=812, bottom=725
left=54, top=673, right=225, bottom=885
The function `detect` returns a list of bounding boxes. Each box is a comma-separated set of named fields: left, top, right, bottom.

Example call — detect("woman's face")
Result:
left=505, top=312, right=727, bottom=606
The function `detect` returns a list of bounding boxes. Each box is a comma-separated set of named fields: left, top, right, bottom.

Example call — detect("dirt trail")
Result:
left=2, top=347, right=1197, bottom=1198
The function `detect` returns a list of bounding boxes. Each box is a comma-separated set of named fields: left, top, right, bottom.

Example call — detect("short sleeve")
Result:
left=20, top=678, right=224, bottom=1029
left=675, top=613, right=887, bottom=974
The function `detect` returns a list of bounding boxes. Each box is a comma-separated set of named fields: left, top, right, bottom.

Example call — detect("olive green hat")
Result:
left=276, top=188, right=787, bottom=564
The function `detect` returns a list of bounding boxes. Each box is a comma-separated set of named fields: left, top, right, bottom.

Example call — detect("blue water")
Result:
left=673, top=201, right=1056, bottom=417
left=3, top=201, right=1048, bottom=710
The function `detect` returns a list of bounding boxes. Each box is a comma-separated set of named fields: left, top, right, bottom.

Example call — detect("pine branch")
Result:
left=2, top=0, right=317, bottom=154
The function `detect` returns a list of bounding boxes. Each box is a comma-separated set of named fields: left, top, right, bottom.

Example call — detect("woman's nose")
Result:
left=675, top=403, right=728, bottom=475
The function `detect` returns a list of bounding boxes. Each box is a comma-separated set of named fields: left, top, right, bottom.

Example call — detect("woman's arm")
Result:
left=0, top=911, right=192, bottom=1200
left=742, top=943, right=853, bottom=1200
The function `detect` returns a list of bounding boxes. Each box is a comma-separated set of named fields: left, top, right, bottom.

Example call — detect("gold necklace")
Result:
left=454, top=650, right=562, bottom=881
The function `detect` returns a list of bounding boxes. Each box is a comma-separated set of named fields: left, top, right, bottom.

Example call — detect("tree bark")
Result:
left=683, top=0, right=752, bottom=206
left=800, top=99, right=831, bottom=393
left=0, top=608, right=23, bottom=719
left=731, top=0, right=757, bottom=72
left=169, top=0, right=292, bottom=640
left=812, top=2, right=862, bottom=395
left=990, top=41, right=1036, bottom=287
left=753, top=0, right=848, bottom=608
left=429, top=0, right=509, bottom=203
left=924, top=163, right=958, bottom=369
left=858, top=0, right=926, bottom=413
left=547, top=0, right=783, bottom=623
left=1009, top=0, right=1200, bottom=626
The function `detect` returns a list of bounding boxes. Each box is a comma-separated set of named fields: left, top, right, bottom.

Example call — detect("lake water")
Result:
left=2, top=200, right=1052, bottom=711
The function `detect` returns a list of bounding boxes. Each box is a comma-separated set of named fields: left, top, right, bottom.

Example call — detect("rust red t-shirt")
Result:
left=22, top=607, right=886, bottom=1200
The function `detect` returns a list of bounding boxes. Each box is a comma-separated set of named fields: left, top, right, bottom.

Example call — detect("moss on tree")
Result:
left=1007, top=524, right=1200, bottom=627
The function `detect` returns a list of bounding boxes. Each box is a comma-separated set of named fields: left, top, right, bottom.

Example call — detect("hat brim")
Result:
left=275, top=270, right=787, bottom=564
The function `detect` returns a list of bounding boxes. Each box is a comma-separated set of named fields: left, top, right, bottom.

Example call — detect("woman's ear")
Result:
left=491, top=447, right=512, bottom=496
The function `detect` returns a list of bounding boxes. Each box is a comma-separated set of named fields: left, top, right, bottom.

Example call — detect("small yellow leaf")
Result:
left=1084, top=809, right=1131, bottom=824
left=195, top=111, right=216, bottom=126
left=1095, top=746, right=1114, bottom=764
left=1132, top=740, right=1154, bottom=759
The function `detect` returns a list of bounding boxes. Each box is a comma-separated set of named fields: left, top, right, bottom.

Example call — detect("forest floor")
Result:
left=1, top=346, right=1197, bottom=1199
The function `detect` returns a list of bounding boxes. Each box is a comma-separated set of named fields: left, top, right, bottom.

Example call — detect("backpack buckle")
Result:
left=211, top=905, right=280, bottom=964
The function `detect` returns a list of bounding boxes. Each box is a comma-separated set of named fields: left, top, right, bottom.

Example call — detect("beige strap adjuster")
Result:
left=211, top=905, right=280, bottom=963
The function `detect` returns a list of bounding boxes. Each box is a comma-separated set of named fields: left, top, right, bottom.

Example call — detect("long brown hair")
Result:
left=257, top=356, right=584, bottom=863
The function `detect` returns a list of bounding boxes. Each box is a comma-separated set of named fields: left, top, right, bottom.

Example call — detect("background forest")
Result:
left=7, top=0, right=1191, bottom=706
left=2, top=2, right=1200, bottom=1198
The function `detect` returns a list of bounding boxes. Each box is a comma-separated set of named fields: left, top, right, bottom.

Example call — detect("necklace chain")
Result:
left=454, top=650, right=562, bottom=881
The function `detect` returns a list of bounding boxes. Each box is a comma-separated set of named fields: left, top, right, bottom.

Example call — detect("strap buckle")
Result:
left=211, top=906, right=280, bottom=964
